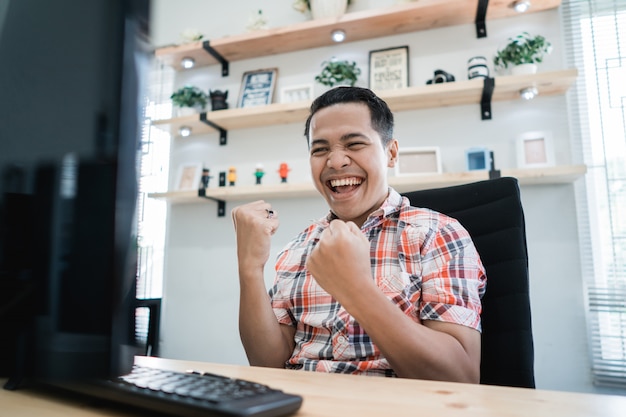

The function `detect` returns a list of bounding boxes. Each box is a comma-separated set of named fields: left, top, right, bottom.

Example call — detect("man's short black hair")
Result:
left=304, top=86, right=394, bottom=148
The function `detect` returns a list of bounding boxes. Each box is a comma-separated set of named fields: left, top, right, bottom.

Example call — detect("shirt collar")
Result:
left=316, top=187, right=403, bottom=229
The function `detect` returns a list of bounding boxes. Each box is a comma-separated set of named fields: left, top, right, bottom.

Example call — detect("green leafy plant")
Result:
left=493, top=32, right=552, bottom=70
left=293, top=0, right=352, bottom=13
left=315, top=58, right=361, bottom=87
left=170, top=86, right=208, bottom=109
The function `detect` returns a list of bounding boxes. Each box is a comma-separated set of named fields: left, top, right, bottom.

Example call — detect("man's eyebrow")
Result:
left=311, top=133, right=365, bottom=144
left=310, top=138, right=329, bottom=147
left=340, top=132, right=367, bottom=141
left=310, top=133, right=370, bottom=149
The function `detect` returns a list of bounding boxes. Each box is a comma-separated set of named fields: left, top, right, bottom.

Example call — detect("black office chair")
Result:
left=402, top=177, right=535, bottom=388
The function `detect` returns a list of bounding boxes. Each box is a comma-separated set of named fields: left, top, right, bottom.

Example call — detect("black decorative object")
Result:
left=426, top=69, right=455, bottom=84
left=488, top=151, right=501, bottom=179
left=210, top=90, right=229, bottom=111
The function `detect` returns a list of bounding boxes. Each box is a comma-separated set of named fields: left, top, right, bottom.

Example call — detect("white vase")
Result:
left=511, top=63, right=538, bottom=76
left=310, top=0, right=348, bottom=20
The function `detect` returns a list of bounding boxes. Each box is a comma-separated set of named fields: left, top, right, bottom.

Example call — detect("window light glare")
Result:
left=520, top=86, right=538, bottom=100
left=331, top=29, right=346, bottom=43
left=181, top=57, right=195, bottom=69
left=179, top=126, right=192, bottom=137
left=512, top=0, right=531, bottom=13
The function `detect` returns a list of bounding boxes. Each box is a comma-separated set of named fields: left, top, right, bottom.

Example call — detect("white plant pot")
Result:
left=175, top=106, right=202, bottom=117
left=310, top=0, right=348, bottom=20
left=511, top=63, right=538, bottom=76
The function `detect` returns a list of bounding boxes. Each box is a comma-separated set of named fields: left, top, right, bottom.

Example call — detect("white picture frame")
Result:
left=395, top=147, right=442, bottom=176
left=175, top=162, right=202, bottom=191
left=516, top=131, right=555, bottom=168
left=280, top=84, right=314, bottom=103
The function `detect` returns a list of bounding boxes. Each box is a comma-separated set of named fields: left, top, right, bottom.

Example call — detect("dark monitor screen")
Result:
left=0, top=0, right=151, bottom=384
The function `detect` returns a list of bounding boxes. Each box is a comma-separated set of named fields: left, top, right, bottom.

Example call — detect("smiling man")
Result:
left=231, top=86, right=487, bottom=382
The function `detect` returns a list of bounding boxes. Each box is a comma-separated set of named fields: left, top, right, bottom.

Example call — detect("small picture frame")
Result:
left=465, top=147, right=492, bottom=171
left=369, top=46, right=409, bottom=91
left=175, top=163, right=202, bottom=191
left=280, top=84, right=314, bottom=103
left=237, top=68, right=278, bottom=108
left=395, top=147, right=442, bottom=176
left=516, top=131, right=555, bottom=168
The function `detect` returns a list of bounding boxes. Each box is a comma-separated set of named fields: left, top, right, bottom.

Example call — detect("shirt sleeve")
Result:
left=418, top=217, right=487, bottom=331
left=268, top=247, right=299, bottom=327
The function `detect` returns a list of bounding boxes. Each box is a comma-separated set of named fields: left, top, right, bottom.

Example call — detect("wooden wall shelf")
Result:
left=149, top=164, right=587, bottom=205
left=155, top=0, right=562, bottom=72
left=150, top=0, right=577, bottom=214
left=152, top=69, right=578, bottom=138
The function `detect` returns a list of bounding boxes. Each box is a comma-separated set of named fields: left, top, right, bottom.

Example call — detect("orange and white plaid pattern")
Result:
left=269, top=188, right=486, bottom=376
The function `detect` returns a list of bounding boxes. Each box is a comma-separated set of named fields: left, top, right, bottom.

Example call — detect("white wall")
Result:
left=150, top=0, right=602, bottom=394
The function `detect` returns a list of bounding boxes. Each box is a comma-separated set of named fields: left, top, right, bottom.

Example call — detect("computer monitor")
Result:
left=0, top=0, right=151, bottom=385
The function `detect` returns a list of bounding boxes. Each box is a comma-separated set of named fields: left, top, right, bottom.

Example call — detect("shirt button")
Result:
left=337, top=335, right=347, bottom=344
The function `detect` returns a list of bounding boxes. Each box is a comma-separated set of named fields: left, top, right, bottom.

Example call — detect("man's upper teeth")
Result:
left=330, top=178, right=361, bottom=187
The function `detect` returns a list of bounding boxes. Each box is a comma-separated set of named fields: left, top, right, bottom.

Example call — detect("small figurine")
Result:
left=278, top=162, right=290, bottom=183
left=227, top=166, right=237, bottom=186
left=200, top=167, right=213, bottom=189
left=254, top=163, right=265, bottom=185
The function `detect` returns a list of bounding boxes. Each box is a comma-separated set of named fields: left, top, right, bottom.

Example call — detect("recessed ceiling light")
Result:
left=512, top=0, right=531, bottom=13
left=181, top=57, right=195, bottom=69
left=520, top=86, right=538, bottom=100
left=331, top=29, right=346, bottom=43
left=179, top=126, right=192, bottom=137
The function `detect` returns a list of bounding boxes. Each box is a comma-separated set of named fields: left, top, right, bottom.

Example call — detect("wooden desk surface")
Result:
left=2, top=356, right=625, bottom=417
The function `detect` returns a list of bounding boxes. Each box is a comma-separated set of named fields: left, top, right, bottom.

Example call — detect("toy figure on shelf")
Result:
left=200, top=167, right=213, bottom=189
left=278, top=162, right=290, bottom=183
left=254, top=163, right=265, bottom=185
left=227, top=166, right=237, bottom=186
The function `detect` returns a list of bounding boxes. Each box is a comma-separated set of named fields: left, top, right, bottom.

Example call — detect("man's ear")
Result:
left=386, top=139, right=399, bottom=168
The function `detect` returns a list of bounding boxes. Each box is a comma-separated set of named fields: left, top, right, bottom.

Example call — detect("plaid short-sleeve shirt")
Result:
left=268, top=188, right=486, bottom=377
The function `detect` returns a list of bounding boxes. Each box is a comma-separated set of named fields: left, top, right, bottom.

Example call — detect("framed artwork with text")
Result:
left=369, top=46, right=409, bottom=91
left=237, top=68, right=278, bottom=108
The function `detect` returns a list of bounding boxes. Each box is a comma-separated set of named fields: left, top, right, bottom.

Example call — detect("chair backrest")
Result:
left=402, top=177, right=535, bottom=388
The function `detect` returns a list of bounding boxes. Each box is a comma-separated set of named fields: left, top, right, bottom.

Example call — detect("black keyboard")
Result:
left=82, top=365, right=303, bottom=417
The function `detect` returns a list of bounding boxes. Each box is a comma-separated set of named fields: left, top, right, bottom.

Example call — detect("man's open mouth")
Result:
left=328, top=177, right=363, bottom=193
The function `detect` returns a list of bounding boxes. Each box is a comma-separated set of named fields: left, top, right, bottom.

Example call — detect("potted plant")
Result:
left=293, top=0, right=351, bottom=20
left=170, top=86, right=208, bottom=116
left=315, top=58, right=361, bottom=87
left=493, top=32, right=552, bottom=75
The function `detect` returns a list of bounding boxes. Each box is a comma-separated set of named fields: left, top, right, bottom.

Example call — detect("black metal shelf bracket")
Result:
left=202, top=40, right=229, bottom=76
left=481, top=77, right=495, bottom=120
left=198, top=188, right=226, bottom=217
left=475, top=0, right=489, bottom=38
left=200, top=113, right=228, bottom=145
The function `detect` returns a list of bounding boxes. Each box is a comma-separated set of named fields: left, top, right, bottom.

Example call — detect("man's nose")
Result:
left=327, top=149, right=350, bottom=168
